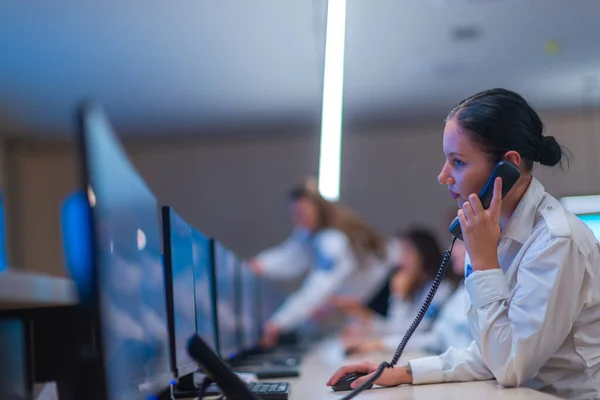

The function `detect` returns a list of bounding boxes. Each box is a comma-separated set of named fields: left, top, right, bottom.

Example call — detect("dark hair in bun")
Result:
left=447, top=88, right=572, bottom=171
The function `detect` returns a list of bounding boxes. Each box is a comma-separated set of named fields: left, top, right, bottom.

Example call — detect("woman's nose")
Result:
left=438, top=162, right=452, bottom=185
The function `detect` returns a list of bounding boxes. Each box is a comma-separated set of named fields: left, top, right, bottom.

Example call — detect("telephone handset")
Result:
left=187, top=334, right=260, bottom=400
left=449, top=160, right=521, bottom=241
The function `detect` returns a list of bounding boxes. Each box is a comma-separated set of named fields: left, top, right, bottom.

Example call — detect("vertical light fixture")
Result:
left=318, top=0, right=347, bottom=202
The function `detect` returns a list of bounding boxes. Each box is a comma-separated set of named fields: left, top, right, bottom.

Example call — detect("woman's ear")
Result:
left=504, top=150, right=522, bottom=167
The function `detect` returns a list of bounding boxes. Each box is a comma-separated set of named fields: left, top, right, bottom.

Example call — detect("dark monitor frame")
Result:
left=237, top=261, right=262, bottom=354
left=161, top=206, right=198, bottom=378
left=35, top=102, right=174, bottom=400
left=0, top=314, right=33, bottom=400
left=190, top=227, right=217, bottom=352
left=209, top=239, right=241, bottom=361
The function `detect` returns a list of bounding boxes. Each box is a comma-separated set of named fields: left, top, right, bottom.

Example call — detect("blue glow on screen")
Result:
left=0, top=191, right=6, bottom=272
left=577, top=213, right=600, bottom=242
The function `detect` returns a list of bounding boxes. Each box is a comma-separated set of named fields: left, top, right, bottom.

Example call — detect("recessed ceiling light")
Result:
left=450, top=26, right=483, bottom=41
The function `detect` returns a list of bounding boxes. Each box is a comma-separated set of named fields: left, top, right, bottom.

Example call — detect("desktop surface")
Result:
left=0, top=269, right=77, bottom=310
left=178, top=337, right=559, bottom=400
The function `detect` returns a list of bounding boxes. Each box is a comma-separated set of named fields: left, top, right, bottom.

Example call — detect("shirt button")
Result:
left=547, top=206, right=553, bottom=210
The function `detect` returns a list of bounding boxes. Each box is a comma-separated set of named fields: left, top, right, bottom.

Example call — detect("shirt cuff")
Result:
left=465, top=269, right=509, bottom=309
left=409, top=356, right=444, bottom=385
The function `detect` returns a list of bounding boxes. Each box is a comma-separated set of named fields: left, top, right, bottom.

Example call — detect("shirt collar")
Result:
left=501, top=176, right=546, bottom=244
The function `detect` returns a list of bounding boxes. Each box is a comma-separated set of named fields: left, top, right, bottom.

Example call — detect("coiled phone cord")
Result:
left=339, top=236, right=458, bottom=400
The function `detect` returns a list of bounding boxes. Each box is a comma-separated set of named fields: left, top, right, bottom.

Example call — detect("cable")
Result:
left=339, top=236, right=458, bottom=400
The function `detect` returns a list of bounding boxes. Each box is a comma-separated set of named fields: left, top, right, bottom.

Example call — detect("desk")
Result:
left=29, top=338, right=562, bottom=400
left=220, top=338, right=561, bottom=400
left=280, top=338, right=561, bottom=399
left=0, top=269, right=77, bottom=310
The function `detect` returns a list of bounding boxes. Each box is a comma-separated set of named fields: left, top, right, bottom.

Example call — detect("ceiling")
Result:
left=1, top=0, right=599, bottom=138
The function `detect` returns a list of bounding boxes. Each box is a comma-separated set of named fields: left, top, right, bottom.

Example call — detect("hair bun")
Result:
left=538, top=136, right=562, bottom=167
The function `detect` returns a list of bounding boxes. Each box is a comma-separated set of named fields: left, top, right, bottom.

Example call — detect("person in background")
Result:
left=341, top=228, right=457, bottom=354
left=327, top=88, right=600, bottom=400
left=343, top=239, right=470, bottom=355
left=249, top=177, right=392, bottom=347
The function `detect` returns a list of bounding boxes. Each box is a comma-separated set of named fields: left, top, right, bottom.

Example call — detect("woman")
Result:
left=344, top=239, right=470, bottom=356
left=342, top=228, right=457, bottom=354
left=250, top=177, right=392, bottom=347
left=327, top=88, right=600, bottom=399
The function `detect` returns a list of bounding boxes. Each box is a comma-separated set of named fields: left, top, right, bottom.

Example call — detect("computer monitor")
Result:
left=239, top=262, right=261, bottom=352
left=0, top=190, right=6, bottom=272
left=259, top=279, right=287, bottom=327
left=211, top=240, right=240, bottom=360
left=0, top=319, right=31, bottom=400
left=74, top=103, right=174, bottom=399
left=161, top=206, right=197, bottom=378
left=191, top=227, right=217, bottom=352
left=560, top=195, right=600, bottom=241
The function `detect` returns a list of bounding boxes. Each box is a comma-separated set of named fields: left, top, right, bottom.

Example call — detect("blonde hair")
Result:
left=288, top=178, right=387, bottom=263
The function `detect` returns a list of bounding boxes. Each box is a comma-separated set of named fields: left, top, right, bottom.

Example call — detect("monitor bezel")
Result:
left=77, top=102, right=174, bottom=397
left=161, top=206, right=199, bottom=378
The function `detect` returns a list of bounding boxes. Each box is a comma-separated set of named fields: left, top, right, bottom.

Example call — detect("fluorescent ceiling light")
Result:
left=318, top=0, right=347, bottom=202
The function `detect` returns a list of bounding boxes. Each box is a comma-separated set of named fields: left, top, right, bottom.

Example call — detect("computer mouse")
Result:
left=331, top=372, right=373, bottom=392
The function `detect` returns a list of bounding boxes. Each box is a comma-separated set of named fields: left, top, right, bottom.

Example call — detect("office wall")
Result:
left=7, top=110, right=600, bottom=276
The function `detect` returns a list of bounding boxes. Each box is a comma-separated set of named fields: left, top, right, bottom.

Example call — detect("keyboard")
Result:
left=232, top=365, right=300, bottom=379
left=203, top=381, right=290, bottom=400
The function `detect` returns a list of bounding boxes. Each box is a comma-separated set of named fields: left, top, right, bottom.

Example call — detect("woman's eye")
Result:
left=453, top=159, right=465, bottom=167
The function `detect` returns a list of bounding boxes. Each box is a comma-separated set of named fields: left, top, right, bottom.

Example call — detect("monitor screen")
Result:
left=191, top=227, right=216, bottom=351
left=212, top=241, right=239, bottom=359
left=0, top=319, right=30, bottom=399
left=559, top=195, right=600, bottom=242
left=163, top=207, right=197, bottom=377
left=259, top=279, right=287, bottom=327
left=0, top=190, right=6, bottom=272
left=80, top=104, right=173, bottom=399
left=239, top=263, right=260, bottom=351
left=577, top=213, right=600, bottom=241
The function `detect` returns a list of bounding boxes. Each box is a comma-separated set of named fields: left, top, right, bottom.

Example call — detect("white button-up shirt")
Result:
left=257, top=229, right=392, bottom=330
left=382, top=283, right=472, bottom=354
left=410, top=177, right=600, bottom=400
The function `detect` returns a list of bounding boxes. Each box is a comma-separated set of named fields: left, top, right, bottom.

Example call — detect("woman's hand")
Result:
left=458, top=177, right=502, bottom=271
left=249, top=258, right=265, bottom=276
left=326, top=361, right=412, bottom=389
left=260, top=322, right=281, bottom=348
